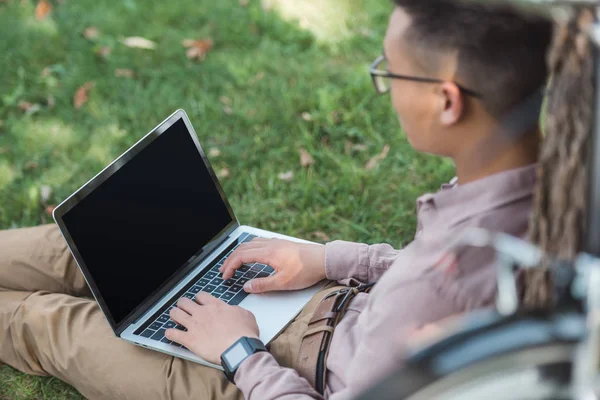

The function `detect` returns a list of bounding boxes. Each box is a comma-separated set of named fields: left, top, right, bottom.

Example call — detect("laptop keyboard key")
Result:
left=175, top=324, right=187, bottom=331
left=223, top=279, right=235, bottom=286
left=149, top=322, right=163, bottom=331
left=244, top=271, right=257, bottom=279
left=238, top=265, right=250, bottom=272
left=140, top=329, right=155, bottom=338
left=157, top=314, right=170, bottom=323
left=214, top=286, right=227, bottom=294
left=199, top=279, right=210, bottom=286
left=205, top=271, right=217, bottom=280
left=189, top=286, right=202, bottom=294
left=263, top=266, right=275, bottom=273
left=233, top=271, right=243, bottom=279
left=183, top=293, right=195, bottom=300
left=204, top=284, right=217, bottom=292
left=237, top=277, right=249, bottom=286
left=151, top=329, right=166, bottom=341
left=164, top=320, right=176, bottom=329
left=220, top=292, right=234, bottom=301
left=256, top=271, right=270, bottom=278
left=228, top=290, right=249, bottom=306
left=160, top=337, right=173, bottom=344
left=229, top=284, right=243, bottom=293
left=250, top=265, right=262, bottom=272
left=211, top=278, right=224, bottom=286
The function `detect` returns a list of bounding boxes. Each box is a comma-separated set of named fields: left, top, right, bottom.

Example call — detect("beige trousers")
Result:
left=0, top=224, right=337, bottom=400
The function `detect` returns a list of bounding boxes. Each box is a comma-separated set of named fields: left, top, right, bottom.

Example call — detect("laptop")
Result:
left=52, top=109, right=324, bottom=369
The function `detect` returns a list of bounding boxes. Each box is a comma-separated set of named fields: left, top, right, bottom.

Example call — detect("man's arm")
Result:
left=234, top=273, right=455, bottom=400
left=325, top=241, right=401, bottom=284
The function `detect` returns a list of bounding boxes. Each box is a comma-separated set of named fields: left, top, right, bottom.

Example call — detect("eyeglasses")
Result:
left=369, top=55, right=482, bottom=98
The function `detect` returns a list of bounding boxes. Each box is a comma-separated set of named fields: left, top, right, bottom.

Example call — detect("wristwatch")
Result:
left=221, top=336, right=267, bottom=383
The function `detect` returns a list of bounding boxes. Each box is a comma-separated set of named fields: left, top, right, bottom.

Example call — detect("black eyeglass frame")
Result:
left=369, top=55, right=483, bottom=98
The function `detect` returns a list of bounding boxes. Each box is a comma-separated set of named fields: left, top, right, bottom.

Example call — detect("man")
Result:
left=0, top=1, right=551, bottom=399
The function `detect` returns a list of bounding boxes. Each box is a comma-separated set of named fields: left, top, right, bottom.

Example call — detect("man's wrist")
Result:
left=221, top=336, right=267, bottom=383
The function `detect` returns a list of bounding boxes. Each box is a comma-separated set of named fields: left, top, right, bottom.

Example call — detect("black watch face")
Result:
left=223, top=341, right=249, bottom=371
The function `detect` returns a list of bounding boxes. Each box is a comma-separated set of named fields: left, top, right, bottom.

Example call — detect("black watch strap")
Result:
left=221, top=337, right=267, bottom=383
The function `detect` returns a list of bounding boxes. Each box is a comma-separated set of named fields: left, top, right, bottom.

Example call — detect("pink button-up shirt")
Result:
left=235, top=164, right=537, bottom=399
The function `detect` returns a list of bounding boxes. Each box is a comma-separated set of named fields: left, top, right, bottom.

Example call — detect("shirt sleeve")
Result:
left=324, top=241, right=401, bottom=284
left=234, top=352, right=324, bottom=400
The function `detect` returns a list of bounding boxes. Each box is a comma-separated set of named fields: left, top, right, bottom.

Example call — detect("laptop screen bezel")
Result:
left=52, top=109, right=239, bottom=335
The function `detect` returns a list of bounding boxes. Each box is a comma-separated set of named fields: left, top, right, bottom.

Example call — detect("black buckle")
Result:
left=332, top=283, right=376, bottom=312
left=335, top=288, right=358, bottom=312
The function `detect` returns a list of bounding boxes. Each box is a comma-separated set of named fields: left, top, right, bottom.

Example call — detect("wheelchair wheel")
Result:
left=356, top=310, right=586, bottom=400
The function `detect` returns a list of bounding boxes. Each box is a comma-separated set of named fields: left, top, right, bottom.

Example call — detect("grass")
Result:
left=0, top=0, right=455, bottom=398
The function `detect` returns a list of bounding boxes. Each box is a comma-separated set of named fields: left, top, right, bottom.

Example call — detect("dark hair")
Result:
left=393, top=0, right=552, bottom=118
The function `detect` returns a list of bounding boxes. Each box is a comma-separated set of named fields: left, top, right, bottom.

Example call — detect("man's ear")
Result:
left=439, top=82, right=464, bottom=126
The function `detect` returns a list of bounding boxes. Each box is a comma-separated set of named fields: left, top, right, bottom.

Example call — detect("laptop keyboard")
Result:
left=136, top=233, right=275, bottom=347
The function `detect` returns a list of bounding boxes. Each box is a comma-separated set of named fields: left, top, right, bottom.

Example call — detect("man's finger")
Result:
left=170, top=307, right=192, bottom=326
left=220, top=242, right=266, bottom=273
left=176, top=297, right=200, bottom=315
left=194, top=292, right=222, bottom=306
left=221, top=248, right=270, bottom=280
left=244, top=276, right=280, bottom=293
left=165, top=328, right=187, bottom=345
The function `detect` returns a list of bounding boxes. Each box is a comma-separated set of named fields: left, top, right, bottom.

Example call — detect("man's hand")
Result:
left=165, top=293, right=259, bottom=364
left=219, top=238, right=327, bottom=293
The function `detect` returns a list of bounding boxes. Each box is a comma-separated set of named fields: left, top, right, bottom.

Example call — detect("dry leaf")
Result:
left=83, top=26, right=99, bottom=40
left=121, top=36, right=157, bottom=50
left=330, top=110, right=341, bottom=123
left=73, top=81, right=95, bottom=109
left=35, top=0, right=52, bottom=20
left=299, top=148, right=315, bottom=168
left=239, top=0, right=249, bottom=6
left=217, top=168, right=230, bottom=179
left=40, top=185, right=52, bottom=202
left=45, top=205, right=55, bottom=216
left=345, top=140, right=369, bottom=155
left=115, top=68, right=134, bottom=78
left=219, top=96, right=231, bottom=105
left=248, top=71, right=264, bottom=85
left=18, top=101, right=34, bottom=111
left=301, top=112, right=313, bottom=122
left=47, top=95, right=55, bottom=109
left=41, top=67, right=51, bottom=77
left=312, top=231, right=331, bottom=242
left=344, top=140, right=353, bottom=155
left=18, top=101, right=41, bottom=114
left=278, top=171, right=294, bottom=182
left=182, top=38, right=214, bottom=61
left=24, top=161, right=38, bottom=170
left=223, top=106, right=233, bottom=115
left=209, top=148, right=221, bottom=157
left=95, top=46, right=112, bottom=60
left=365, top=144, right=390, bottom=170
left=320, top=136, right=329, bottom=147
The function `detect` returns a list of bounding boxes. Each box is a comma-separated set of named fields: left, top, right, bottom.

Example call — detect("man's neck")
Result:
left=454, top=126, right=541, bottom=185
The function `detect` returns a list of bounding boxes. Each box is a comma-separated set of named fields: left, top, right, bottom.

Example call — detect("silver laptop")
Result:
left=52, top=109, right=324, bottom=369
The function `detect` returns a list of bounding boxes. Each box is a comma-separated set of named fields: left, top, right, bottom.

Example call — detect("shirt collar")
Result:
left=417, top=164, right=537, bottom=228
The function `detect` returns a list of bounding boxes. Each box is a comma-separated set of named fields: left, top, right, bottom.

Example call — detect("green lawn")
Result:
left=0, top=0, right=454, bottom=398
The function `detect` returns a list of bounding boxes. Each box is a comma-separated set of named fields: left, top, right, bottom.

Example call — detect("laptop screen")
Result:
left=62, top=117, right=234, bottom=328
